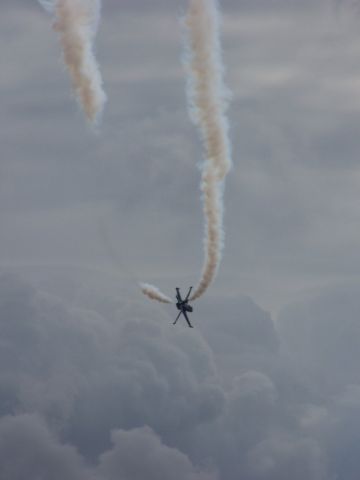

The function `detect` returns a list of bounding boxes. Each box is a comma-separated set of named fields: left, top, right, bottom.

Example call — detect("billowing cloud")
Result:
left=0, top=272, right=223, bottom=477
left=0, top=270, right=349, bottom=480
left=0, top=414, right=92, bottom=480
left=98, top=426, right=218, bottom=480
left=246, top=435, right=329, bottom=480
left=277, top=284, right=360, bottom=391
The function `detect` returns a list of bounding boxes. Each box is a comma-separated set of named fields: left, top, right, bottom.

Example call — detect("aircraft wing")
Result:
left=182, top=310, right=193, bottom=328
left=185, top=286, right=193, bottom=301
left=173, top=311, right=182, bottom=325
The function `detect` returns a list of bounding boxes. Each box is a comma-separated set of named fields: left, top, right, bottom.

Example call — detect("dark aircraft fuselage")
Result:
left=176, top=301, right=193, bottom=313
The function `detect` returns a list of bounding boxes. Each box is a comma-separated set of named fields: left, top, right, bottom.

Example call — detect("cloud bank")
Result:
left=0, top=269, right=359, bottom=479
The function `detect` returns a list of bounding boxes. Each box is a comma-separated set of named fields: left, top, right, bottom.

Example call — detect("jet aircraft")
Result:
left=174, top=287, right=194, bottom=328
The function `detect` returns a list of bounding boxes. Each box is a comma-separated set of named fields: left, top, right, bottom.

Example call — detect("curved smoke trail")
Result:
left=141, top=0, right=231, bottom=304
left=39, top=0, right=106, bottom=125
left=140, top=283, right=172, bottom=304
left=184, top=0, right=231, bottom=301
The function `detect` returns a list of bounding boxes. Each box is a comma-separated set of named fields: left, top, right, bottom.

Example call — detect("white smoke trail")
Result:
left=39, top=0, right=106, bottom=125
left=190, top=161, right=224, bottom=301
left=184, top=0, right=231, bottom=301
left=184, top=0, right=232, bottom=183
left=140, top=283, right=172, bottom=304
left=141, top=0, right=231, bottom=304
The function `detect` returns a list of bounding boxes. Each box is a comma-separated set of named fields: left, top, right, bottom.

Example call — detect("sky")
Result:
left=2, top=0, right=360, bottom=479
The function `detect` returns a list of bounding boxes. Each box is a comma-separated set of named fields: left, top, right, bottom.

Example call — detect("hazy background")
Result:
left=1, top=0, right=360, bottom=478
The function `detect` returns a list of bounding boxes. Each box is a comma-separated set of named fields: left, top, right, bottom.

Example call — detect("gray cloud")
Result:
left=0, top=414, right=92, bottom=480
left=278, top=283, right=360, bottom=401
left=0, top=270, right=340, bottom=479
left=246, top=434, right=329, bottom=480
left=98, top=426, right=217, bottom=480
left=0, top=271, right=224, bottom=474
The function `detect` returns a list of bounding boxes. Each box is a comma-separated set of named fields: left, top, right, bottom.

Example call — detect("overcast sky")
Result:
left=2, top=0, right=360, bottom=479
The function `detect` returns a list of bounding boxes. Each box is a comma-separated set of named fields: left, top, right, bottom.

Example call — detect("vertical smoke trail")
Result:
left=184, top=0, right=232, bottom=183
left=141, top=0, right=231, bottom=304
left=39, top=0, right=106, bottom=125
left=189, top=161, right=224, bottom=301
left=185, top=0, right=231, bottom=301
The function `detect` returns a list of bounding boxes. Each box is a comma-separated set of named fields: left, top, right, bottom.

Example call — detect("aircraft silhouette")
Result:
left=174, top=287, right=194, bottom=328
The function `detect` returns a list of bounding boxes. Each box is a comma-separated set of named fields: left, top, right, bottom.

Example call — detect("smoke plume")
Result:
left=39, top=0, right=106, bottom=125
left=184, top=0, right=232, bottom=183
left=141, top=0, right=231, bottom=304
left=140, top=283, right=172, bottom=304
